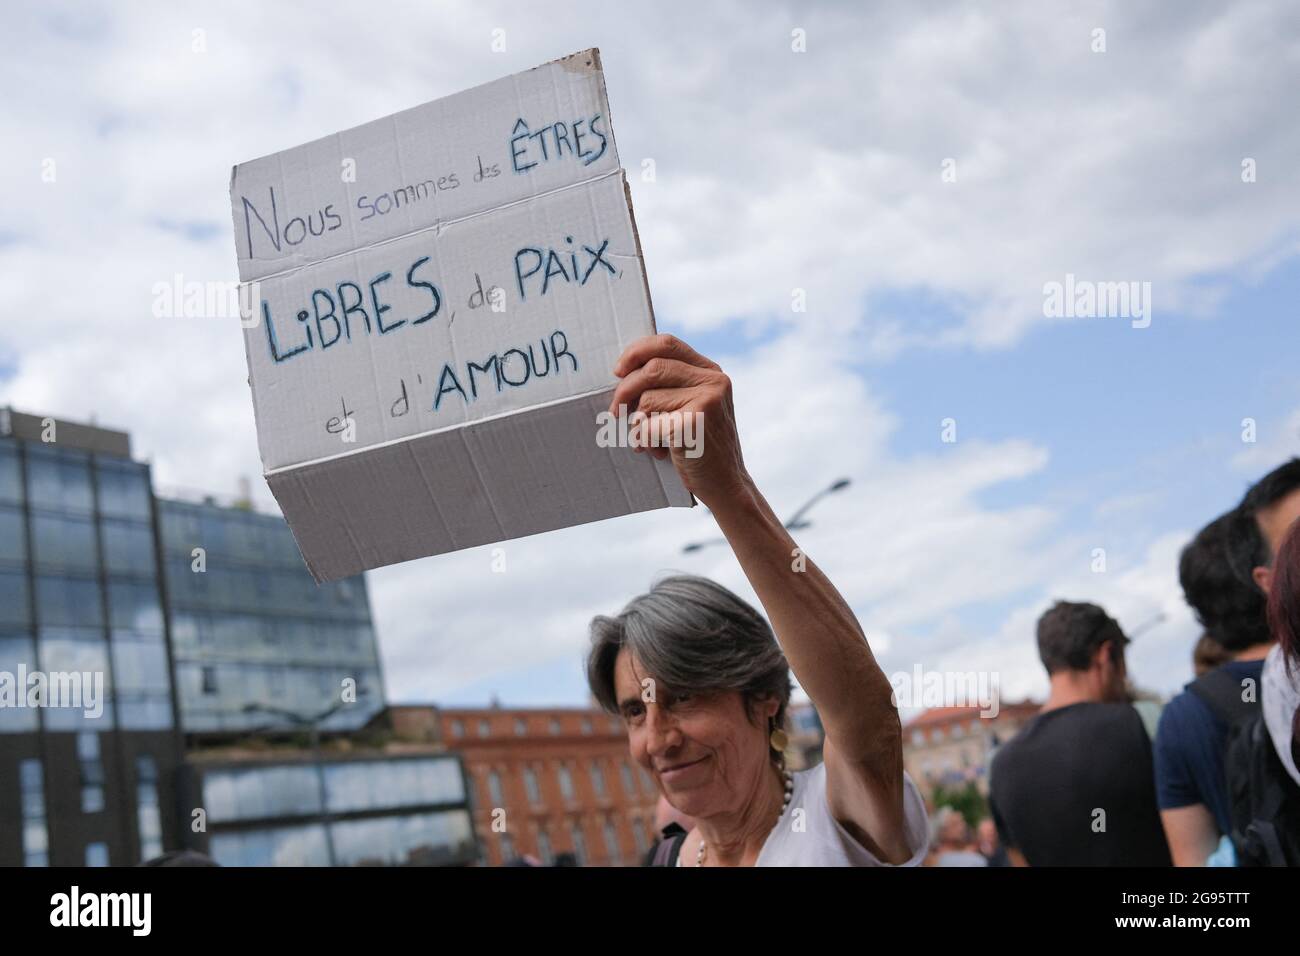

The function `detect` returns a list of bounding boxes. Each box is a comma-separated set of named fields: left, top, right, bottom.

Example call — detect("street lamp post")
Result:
left=683, top=477, right=852, bottom=554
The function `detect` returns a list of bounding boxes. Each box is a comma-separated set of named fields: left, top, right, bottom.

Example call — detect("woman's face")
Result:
left=613, top=647, right=775, bottom=819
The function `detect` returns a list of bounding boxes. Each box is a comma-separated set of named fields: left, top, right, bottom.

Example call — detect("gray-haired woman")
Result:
left=586, top=334, right=928, bottom=867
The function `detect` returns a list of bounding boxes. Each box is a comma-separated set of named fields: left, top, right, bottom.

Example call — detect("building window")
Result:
left=581, top=717, right=593, bottom=735
left=514, top=717, right=527, bottom=736
left=78, top=731, right=105, bottom=814
left=932, top=727, right=945, bottom=743
left=85, top=843, right=109, bottom=867
left=0, top=633, right=38, bottom=732
left=911, top=729, right=925, bottom=746
left=0, top=444, right=23, bottom=505
left=548, top=717, right=561, bottom=735
left=201, top=665, right=218, bottom=695
left=523, top=767, right=542, bottom=805
left=451, top=720, right=465, bottom=739
left=621, top=762, right=636, bottom=795
left=477, top=719, right=490, bottom=738
left=570, top=823, right=587, bottom=865
left=558, top=765, right=575, bottom=801
left=20, top=759, right=48, bottom=867
left=603, top=820, right=621, bottom=865
left=499, top=833, right=515, bottom=865
left=487, top=770, right=505, bottom=807
left=589, top=762, right=606, bottom=798
left=633, top=818, right=649, bottom=856
left=536, top=828, right=552, bottom=865
left=951, top=723, right=964, bottom=739
left=137, top=756, right=163, bottom=862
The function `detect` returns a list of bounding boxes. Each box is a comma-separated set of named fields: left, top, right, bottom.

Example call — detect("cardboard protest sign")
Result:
left=229, top=49, right=692, bottom=582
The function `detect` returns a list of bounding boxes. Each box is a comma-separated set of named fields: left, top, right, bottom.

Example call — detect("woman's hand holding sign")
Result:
left=609, top=334, right=749, bottom=510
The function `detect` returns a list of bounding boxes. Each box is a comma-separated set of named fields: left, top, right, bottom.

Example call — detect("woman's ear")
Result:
left=744, top=695, right=781, bottom=725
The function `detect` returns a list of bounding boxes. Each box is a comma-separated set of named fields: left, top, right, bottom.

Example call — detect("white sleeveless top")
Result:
left=677, top=763, right=929, bottom=866
left=758, top=763, right=928, bottom=866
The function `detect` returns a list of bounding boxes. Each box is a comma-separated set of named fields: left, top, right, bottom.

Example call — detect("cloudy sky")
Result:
left=3, top=0, right=1298, bottom=713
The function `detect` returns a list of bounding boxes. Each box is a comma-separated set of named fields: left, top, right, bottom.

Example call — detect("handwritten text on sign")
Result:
left=235, top=111, right=608, bottom=262
left=238, top=111, right=625, bottom=438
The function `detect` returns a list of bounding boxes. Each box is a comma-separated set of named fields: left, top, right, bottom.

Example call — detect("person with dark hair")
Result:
left=987, top=601, right=1170, bottom=866
left=976, top=818, right=1010, bottom=867
left=1179, top=513, right=1270, bottom=651
left=1157, top=460, right=1300, bottom=865
left=586, top=334, right=928, bottom=867
left=1193, top=634, right=1230, bottom=677
left=1227, top=457, right=1300, bottom=597
left=641, top=794, right=695, bottom=866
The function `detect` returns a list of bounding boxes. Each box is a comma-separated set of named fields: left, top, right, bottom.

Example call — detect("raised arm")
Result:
left=610, top=334, right=912, bottom=863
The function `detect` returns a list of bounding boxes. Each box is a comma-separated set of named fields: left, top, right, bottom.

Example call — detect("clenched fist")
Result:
left=609, top=334, right=751, bottom=510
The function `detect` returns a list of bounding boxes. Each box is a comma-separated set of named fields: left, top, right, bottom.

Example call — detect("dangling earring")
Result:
left=769, top=716, right=788, bottom=754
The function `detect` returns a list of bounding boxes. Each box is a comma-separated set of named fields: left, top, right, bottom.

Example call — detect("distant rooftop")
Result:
left=904, top=701, right=1041, bottom=728
left=0, top=406, right=131, bottom=458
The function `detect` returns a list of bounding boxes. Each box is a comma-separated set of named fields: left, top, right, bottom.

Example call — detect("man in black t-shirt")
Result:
left=989, top=601, right=1172, bottom=866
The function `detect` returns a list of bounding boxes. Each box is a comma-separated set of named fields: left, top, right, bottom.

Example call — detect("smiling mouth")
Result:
left=658, top=755, right=708, bottom=775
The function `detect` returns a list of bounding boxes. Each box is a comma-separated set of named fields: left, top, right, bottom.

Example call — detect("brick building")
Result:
left=392, top=704, right=659, bottom=866
left=902, top=701, right=1041, bottom=801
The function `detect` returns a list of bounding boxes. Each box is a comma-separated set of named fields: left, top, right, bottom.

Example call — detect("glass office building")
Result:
left=185, top=753, right=478, bottom=866
left=0, top=412, right=182, bottom=866
left=157, top=498, right=385, bottom=736
left=2, top=408, right=473, bottom=866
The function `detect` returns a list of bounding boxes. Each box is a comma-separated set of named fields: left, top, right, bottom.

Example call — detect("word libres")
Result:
left=261, top=236, right=617, bottom=364
left=261, top=256, right=442, bottom=364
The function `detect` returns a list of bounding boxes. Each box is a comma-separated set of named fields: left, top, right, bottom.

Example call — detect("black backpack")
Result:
left=646, top=823, right=688, bottom=867
left=1189, top=667, right=1300, bottom=866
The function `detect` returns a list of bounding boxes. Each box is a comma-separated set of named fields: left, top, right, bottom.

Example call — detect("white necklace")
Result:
left=693, top=769, right=794, bottom=867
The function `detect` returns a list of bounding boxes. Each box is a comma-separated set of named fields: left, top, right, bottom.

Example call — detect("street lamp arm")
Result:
left=782, top=477, right=852, bottom=530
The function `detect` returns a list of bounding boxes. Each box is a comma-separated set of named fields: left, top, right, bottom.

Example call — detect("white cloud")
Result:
left=0, top=0, right=1291, bottom=708
left=1232, top=405, right=1300, bottom=474
left=914, top=530, right=1202, bottom=712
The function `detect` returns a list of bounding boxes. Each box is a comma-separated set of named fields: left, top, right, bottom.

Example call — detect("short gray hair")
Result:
left=586, top=574, right=793, bottom=742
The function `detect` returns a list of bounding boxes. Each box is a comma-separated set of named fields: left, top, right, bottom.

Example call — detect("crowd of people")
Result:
left=925, top=458, right=1300, bottom=867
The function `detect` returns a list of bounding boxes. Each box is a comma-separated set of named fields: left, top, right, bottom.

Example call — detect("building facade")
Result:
left=902, top=701, right=1041, bottom=801
left=181, top=749, right=477, bottom=866
left=785, top=700, right=825, bottom=770
left=157, top=497, right=384, bottom=738
left=0, top=411, right=183, bottom=866
left=1, top=407, right=467, bottom=867
left=419, top=705, right=660, bottom=866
